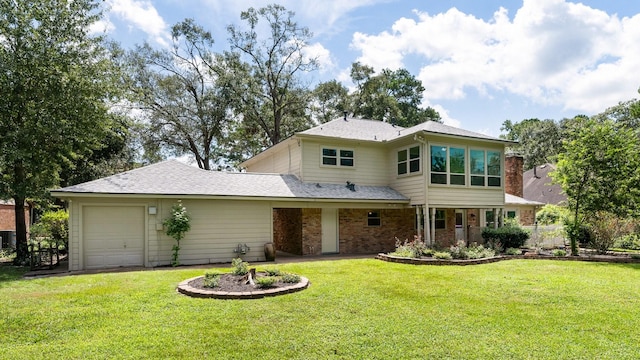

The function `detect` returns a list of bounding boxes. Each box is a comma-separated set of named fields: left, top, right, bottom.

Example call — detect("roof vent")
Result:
left=346, top=181, right=356, bottom=192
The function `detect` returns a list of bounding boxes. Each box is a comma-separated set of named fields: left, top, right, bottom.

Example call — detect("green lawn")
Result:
left=1, top=259, right=639, bottom=359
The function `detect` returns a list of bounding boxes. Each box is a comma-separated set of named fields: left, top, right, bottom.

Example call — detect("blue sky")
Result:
left=99, top=0, right=640, bottom=137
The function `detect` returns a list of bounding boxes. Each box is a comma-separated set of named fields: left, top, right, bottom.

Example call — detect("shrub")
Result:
left=536, top=204, right=568, bottom=225
left=552, top=249, right=567, bottom=257
left=255, top=276, right=278, bottom=288
left=482, top=226, right=530, bottom=251
left=231, top=258, right=249, bottom=275
left=433, top=251, right=452, bottom=260
left=630, top=254, right=640, bottom=260
left=588, top=212, right=625, bottom=254
left=264, top=268, right=282, bottom=276
left=163, top=201, right=191, bottom=266
left=281, top=273, right=301, bottom=283
left=390, top=236, right=427, bottom=258
left=614, top=234, right=640, bottom=250
left=203, top=272, right=221, bottom=288
left=505, top=247, right=521, bottom=256
left=449, top=240, right=468, bottom=259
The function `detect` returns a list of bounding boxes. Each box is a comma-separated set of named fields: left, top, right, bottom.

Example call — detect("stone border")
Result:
left=177, top=276, right=309, bottom=299
left=376, top=253, right=640, bottom=265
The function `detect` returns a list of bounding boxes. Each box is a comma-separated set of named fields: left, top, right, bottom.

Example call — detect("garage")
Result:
left=82, top=206, right=145, bottom=269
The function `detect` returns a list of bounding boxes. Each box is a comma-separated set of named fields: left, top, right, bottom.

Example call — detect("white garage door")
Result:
left=83, top=206, right=145, bottom=269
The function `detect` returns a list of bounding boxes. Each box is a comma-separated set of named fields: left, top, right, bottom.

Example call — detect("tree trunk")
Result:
left=14, top=195, right=29, bottom=264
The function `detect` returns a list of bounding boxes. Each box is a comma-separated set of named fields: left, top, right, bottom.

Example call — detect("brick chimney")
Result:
left=505, top=154, right=523, bottom=198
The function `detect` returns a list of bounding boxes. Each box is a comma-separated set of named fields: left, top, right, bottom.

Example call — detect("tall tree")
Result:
left=349, top=62, right=440, bottom=127
left=500, top=118, right=563, bottom=169
left=552, top=118, right=640, bottom=254
left=0, top=0, right=119, bottom=261
left=310, top=80, right=350, bottom=123
left=125, top=19, right=234, bottom=170
left=226, top=4, right=317, bottom=151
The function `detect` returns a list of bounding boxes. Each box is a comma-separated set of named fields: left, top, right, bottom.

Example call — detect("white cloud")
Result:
left=349, top=0, right=640, bottom=115
left=106, top=0, right=171, bottom=46
left=303, top=43, right=335, bottom=72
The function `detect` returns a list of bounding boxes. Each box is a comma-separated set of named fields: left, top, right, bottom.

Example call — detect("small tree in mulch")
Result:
left=163, top=201, right=191, bottom=266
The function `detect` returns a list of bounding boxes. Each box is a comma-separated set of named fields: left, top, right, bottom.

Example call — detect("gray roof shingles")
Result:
left=52, top=160, right=409, bottom=202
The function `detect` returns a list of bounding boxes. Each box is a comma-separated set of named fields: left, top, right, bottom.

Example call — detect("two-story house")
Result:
left=52, top=117, right=516, bottom=271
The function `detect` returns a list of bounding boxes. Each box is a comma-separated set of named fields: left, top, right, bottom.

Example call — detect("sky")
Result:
left=98, top=0, right=640, bottom=137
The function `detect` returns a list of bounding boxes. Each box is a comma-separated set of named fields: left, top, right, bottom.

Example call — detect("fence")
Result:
left=468, top=225, right=566, bottom=249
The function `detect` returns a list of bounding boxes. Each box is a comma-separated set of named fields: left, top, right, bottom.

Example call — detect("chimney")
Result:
left=504, top=154, right=523, bottom=198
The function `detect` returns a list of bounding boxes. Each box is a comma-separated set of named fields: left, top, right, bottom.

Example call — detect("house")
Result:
left=52, top=117, right=517, bottom=270
left=0, top=200, right=30, bottom=249
left=523, top=163, right=567, bottom=206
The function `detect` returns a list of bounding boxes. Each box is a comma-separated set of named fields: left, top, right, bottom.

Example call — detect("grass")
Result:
left=1, top=259, right=640, bottom=359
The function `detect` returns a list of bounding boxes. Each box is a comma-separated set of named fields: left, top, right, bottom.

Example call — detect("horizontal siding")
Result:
left=301, top=140, right=388, bottom=185
left=245, top=139, right=301, bottom=177
left=428, top=187, right=505, bottom=207
left=390, top=176, right=425, bottom=204
left=152, top=199, right=272, bottom=265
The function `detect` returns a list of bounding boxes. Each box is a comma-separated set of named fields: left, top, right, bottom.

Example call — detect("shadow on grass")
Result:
left=0, top=263, right=29, bottom=285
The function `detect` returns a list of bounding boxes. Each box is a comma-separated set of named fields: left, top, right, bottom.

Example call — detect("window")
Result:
left=485, top=210, right=495, bottom=228
left=322, top=148, right=354, bottom=167
left=506, top=210, right=516, bottom=219
left=397, top=146, right=421, bottom=175
left=367, top=210, right=381, bottom=226
left=434, top=209, right=446, bottom=229
left=470, top=149, right=502, bottom=187
left=430, top=145, right=466, bottom=185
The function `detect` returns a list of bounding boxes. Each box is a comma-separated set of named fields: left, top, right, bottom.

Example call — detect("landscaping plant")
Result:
left=163, top=201, right=191, bottom=266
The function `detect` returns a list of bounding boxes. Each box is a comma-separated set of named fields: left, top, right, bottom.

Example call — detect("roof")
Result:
left=51, top=160, right=409, bottom=202
left=505, top=193, right=544, bottom=206
left=523, top=164, right=567, bottom=205
left=297, top=117, right=512, bottom=143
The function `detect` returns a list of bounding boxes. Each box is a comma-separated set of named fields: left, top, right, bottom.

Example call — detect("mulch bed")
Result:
left=187, top=272, right=295, bottom=292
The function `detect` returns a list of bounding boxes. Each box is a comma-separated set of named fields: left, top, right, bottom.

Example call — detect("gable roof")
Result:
left=51, top=160, right=409, bottom=203
left=505, top=193, right=544, bottom=206
left=297, top=117, right=512, bottom=143
left=523, top=163, right=567, bottom=205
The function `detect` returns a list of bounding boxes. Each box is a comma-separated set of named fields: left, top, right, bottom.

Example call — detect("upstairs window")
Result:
left=397, top=146, right=421, bottom=175
left=430, top=145, right=466, bottom=185
left=470, top=149, right=502, bottom=187
left=322, top=148, right=354, bottom=167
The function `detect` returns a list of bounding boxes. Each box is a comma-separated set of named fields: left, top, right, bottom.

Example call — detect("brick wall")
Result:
left=520, top=208, right=536, bottom=226
left=0, top=204, right=29, bottom=231
left=505, top=155, right=524, bottom=198
left=339, top=208, right=415, bottom=254
left=301, top=208, right=322, bottom=255
left=272, top=208, right=303, bottom=255
left=433, top=209, right=456, bottom=247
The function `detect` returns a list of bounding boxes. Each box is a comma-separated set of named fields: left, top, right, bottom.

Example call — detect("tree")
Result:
left=125, top=19, right=234, bottom=170
left=348, top=62, right=440, bottom=127
left=500, top=118, right=563, bottom=170
left=552, top=118, right=640, bottom=254
left=0, top=0, right=120, bottom=262
left=310, top=80, right=350, bottom=124
left=226, top=4, right=317, bottom=151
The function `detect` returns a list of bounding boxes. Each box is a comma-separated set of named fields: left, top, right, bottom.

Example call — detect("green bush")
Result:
left=203, top=272, right=221, bottom=288
left=614, top=234, right=640, bottom=250
left=536, top=204, right=568, bottom=225
left=281, top=273, right=301, bottom=283
left=231, top=258, right=249, bottom=275
left=390, top=236, right=427, bottom=258
left=552, top=249, right=567, bottom=257
left=433, top=251, right=452, bottom=260
left=255, top=276, right=278, bottom=288
left=505, top=247, right=521, bottom=255
left=163, top=201, right=191, bottom=266
left=481, top=226, right=530, bottom=251
left=264, top=268, right=282, bottom=276
left=630, top=254, right=640, bottom=260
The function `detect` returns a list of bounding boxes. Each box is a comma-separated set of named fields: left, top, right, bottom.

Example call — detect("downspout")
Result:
left=413, top=133, right=429, bottom=245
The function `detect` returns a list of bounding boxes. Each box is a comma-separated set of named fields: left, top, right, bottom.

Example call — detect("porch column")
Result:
left=423, top=205, right=430, bottom=245
left=415, top=206, right=422, bottom=242
left=493, top=208, right=498, bottom=229
left=431, top=207, right=437, bottom=246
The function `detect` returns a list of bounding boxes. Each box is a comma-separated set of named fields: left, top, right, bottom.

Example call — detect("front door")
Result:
left=455, top=209, right=466, bottom=242
left=321, top=208, right=338, bottom=254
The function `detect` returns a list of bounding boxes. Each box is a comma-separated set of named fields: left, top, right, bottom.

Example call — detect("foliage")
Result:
left=614, top=234, right=640, bottom=250
left=348, top=62, right=440, bottom=126
left=203, top=272, right=221, bottom=288
left=433, top=251, right=452, bottom=260
left=0, top=0, right=122, bottom=262
left=310, top=80, right=350, bottom=123
left=390, top=236, right=427, bottom=258
left=280, top=273, right=301, bottom=283
left=124, top=19, right=234, bottom=170
left=254, top=276, right=278, bottom=288
left=552, top=249, right=567, bottom=257
left=500, top=118, right=563, bottom=170
left=34, top=210, right=69, bottom=250
left=535, top=204, right=569, bottom=225
left=226, top=4, right=317, bottom=153
left=449, top=241, right=495, bottom=259
left=481, top=227, right=530, bottom=251
left=163, top=201, right=191, bottom=266
left=588, top=212, right=629, bottom=254
left=264, top=268, right=282, bottom=276
left=231, top=258, right=249, bottom=276
left=505, top=247, right=521, bottom=256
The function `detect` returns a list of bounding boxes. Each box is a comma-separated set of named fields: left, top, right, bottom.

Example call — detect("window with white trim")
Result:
left=397, top=145, right=421, bottom=175
left=470, top=149, right=502, bottom=187
left=430, top=145, right=466, bottom=185
left=322, top=148, right=354, bottom=167
left=434, top=209, right=446, bottom=229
